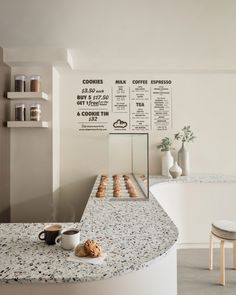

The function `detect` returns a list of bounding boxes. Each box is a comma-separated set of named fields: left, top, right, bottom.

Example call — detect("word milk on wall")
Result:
left=76, top=78, right=172, bottom=132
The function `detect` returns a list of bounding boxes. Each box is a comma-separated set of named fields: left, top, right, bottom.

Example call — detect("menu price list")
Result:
left=151, top=84, right=172, bottom=131
left=76, top=80, right=110, bottom=131
left=130, top=83, right=150, bottom=131
left=76, top=79, right=172, bottom=132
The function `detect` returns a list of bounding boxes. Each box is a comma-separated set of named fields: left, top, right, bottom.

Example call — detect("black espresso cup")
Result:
left=38, top=224, right=62, bottom=245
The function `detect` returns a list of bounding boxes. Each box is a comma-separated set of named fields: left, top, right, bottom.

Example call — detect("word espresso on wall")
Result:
left=76, top=79, right=172, bottom=132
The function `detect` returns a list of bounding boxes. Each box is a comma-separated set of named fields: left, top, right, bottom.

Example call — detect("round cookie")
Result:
left=113, top=184, right=121, bottom=191
left=97, top=185, right=106, bottom=191
left=84, top=239, right=102, bottom=257
left=129, top=190, right=138, bottom=197
left=100, top=181, right=107, bottom=187
left=74, top=245, right=88, bottom=257
left=96, top=191, right=105, bottom=198
left=113, top=191, right=121, bottom=198
left=89, top=244, right=102, bottom=257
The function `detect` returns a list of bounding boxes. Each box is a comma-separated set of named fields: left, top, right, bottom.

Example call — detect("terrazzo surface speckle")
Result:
left=1, top=174, right=232, bottom=284
left=149, top=174, right=236, bottom=186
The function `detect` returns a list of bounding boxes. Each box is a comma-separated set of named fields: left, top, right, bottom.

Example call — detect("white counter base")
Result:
left=151, top=182, right=236, bottom=248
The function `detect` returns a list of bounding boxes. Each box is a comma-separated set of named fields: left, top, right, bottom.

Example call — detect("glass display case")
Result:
left=92, top=133, right=149, bottom=200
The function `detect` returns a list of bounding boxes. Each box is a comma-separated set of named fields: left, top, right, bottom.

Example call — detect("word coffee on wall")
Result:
left=76, top=79, right=172, bottom=132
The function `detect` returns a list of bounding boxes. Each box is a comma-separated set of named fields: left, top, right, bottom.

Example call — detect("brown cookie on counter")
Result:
left=96, top=191, right=105, bottom=198
left=128, top=187, right=136, bottom=193
left=100, top=181, right=107, bottom=187
left=129, top=189, right=138, bottom=197
left=113, top=178, right=120, bottom=183
left=74, top=245, right=89, bottom=257
left=126, top=183, right=133, bottom=190
left=125, top=179, right=132, bottom=185
left=113, top=191, right=121, bottom=198
left=113, top=184, right=121, bottom=191
left=84, top=239, right=102, bottom=257
left=97, top=185, right=106, bottom=191
left=89, top=244, right=102, bottom=257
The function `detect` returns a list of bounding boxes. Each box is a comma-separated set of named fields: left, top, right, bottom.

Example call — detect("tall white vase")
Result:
left=161, top=151, right=174, bottom=177
left=178, top=143, right=190, bottom=176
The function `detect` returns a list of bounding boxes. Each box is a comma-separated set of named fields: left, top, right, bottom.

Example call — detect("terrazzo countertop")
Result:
left=149, top=174, right=236, bottom=186
left=2, top=173, right=232, bottom=284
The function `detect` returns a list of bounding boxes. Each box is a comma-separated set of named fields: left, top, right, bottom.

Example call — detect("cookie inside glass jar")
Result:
left=30, top=103, right=41, bottom=121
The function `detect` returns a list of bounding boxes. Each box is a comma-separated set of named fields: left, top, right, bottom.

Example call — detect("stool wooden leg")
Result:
left=220, top=240, right=225, bottom=286
left=209, top=232, right=213, bottom=270
left=233, top=242, right=236, bottom=269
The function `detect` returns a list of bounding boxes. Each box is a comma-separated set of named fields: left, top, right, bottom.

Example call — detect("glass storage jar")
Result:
left=15, top=75, right=26, bottom=92
left=30, top=75, right=41, bottom=92
left=30, top=104, right=41, bottom=121
left=15, top=103, right=26, bottom=121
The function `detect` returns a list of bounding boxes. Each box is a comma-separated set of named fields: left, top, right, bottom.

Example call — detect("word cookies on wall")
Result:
left=76, top=78, right=172, bottom=133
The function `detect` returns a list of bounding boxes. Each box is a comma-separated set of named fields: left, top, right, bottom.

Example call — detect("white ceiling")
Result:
left=1, top=0, right=236, bottom=70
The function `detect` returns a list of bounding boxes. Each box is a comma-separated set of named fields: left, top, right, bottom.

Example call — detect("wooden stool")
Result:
left=209, top=220, right=236, bottom=286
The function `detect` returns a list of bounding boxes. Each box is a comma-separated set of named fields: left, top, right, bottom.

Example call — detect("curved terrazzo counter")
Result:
left=0, top=197, right=178, bottom=284
left=0, top=175, right=179, bottom=295
left=1, top=174, right=234, bottom=295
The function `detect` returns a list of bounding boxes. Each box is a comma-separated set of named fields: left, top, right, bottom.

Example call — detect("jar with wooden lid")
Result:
left=30, top=104, right=41, bottom=121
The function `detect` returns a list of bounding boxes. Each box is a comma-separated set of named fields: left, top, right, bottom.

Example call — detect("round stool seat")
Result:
left=212, top=220, right=236, bottom=240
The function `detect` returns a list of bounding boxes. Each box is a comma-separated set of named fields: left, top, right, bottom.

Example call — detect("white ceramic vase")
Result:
left=161, top=151, right=174, bottom=177
left=178, top=143, right=190, bottom=176
left=169, top=161, right=182, bottom=179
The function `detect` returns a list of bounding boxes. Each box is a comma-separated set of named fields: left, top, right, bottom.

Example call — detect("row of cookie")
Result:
left=124, top=177, right=139, bottom=198
left=95, top=174, right=139, bottom=198
left=105, top=174, right=134, bottom=198
left=112, top=175, right=138, bottom=198
left=95, top=175, right=109, bottom=198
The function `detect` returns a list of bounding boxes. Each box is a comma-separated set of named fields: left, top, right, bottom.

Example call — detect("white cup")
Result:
left=55, top=228, right=80, bottom=250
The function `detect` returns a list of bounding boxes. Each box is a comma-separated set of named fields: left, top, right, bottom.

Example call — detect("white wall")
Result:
left=10, top=66, right=53, bottom=222
left=0, top=47, right=11, bottom=222
left=58, top=71, right=236, bottom=221
left=1, top=0, right=236, bottom=72
left=52, top=67, right=60, bottom=220
left=59, top=72, right=109, bottom=219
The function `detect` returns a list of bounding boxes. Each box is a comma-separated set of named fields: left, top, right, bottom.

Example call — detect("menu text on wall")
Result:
left=76, top=79, right=172, bottom=132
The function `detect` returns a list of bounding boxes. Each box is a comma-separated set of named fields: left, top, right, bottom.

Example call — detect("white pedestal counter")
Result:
left=150, top=174, right=236, bottom=248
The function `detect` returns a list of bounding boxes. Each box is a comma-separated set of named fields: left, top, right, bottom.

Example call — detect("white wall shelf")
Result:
left=7, top=92, right=48, bottom=101
left=7, top=121, right=49, bottom=128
